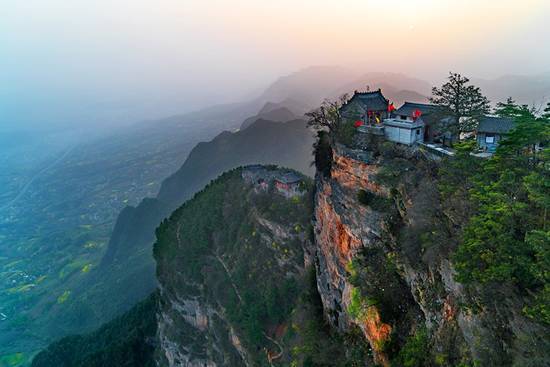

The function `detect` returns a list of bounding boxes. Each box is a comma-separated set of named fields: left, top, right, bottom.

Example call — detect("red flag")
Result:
left=354, top=120, right=363, bottom=127
left=412, top=109, right=422, bottom=120
left=387, top=102, right=396, bottom=112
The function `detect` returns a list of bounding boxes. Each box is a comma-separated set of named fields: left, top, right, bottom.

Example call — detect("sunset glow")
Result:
left=1, top=0, right=549, bottom=127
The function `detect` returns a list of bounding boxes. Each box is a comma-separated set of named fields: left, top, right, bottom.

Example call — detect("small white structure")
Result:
left=383, top=118, right=424, bottom=145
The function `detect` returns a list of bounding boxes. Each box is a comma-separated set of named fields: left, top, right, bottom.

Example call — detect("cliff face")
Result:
left=154, top=168, right=317, bottom=366
left=313, top=142, right=549, bottom=366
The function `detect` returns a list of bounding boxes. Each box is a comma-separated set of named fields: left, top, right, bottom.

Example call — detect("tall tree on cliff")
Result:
left=429, top=72, right=490, bottom=137
left=306, top=94, right=349, bottom=177
left=305, top=94, right=349, bottom=136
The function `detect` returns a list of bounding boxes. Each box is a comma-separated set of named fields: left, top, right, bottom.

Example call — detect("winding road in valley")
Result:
left=0, top=145, right=76, bottom=211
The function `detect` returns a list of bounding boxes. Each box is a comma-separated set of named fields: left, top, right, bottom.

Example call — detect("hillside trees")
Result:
left=31, top=294, right=158, bottom=367
left=450, top=104, right=550, bottom=323
left=429, top=72, right=490, bottom=136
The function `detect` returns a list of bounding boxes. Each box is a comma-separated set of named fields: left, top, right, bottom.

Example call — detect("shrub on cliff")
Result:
left=393, top=327, right=429, bottom=367
left=313, top=130, right=332, bottom=177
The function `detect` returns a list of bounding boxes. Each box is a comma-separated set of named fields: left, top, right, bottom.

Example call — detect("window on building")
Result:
left=485, top=134, right=495, bottom=144
left=416, top=129, right=420, bottom=135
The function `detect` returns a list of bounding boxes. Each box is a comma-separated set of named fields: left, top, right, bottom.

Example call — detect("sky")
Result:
left=1, top=0, right=549, bottom=129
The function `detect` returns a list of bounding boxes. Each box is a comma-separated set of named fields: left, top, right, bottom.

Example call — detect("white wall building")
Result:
left=383, top=118, right=424, bottom=145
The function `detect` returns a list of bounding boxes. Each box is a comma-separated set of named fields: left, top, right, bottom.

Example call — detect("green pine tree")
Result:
left=429, top=72, right=491, bottom=135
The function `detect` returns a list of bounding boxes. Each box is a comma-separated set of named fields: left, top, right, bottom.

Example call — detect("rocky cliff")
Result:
left=153, top=166, right=380, bottom=367
left=313, top=140, right=549, bottom=366
left=154, top=167, right=317, bottom=366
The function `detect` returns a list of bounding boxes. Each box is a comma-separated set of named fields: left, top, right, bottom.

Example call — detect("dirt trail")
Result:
left=211, top=251, right=243, bottom=303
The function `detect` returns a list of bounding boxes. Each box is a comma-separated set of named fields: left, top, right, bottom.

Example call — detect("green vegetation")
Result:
left=357, top=189, right=394, bottom=212
left=1, top=105, right=274, bottom=360
left=347, top=287, right=371, bottom=320
left=56, top=291, right=71, bottom=304
left=288, top=268, right=370, bottom=367
left=31, top=293, right=157, bottom=367
left=0, top=353, right=25, bottom=367
left=155, top=168, right=315, bottom=364
left=392, top=327, right=429, bottom=367
left=357, top=189, right=372, bottom=206
left=440, top=103, right=550, bottom=324
left=335, top=119, right=358, bottom=147
left=429, top=72, right=491, bottom=135
left=313, top=131, right=332, bottom=177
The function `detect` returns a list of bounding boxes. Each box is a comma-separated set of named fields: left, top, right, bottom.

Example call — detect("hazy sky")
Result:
left=1, top=0, right=549, bottom=129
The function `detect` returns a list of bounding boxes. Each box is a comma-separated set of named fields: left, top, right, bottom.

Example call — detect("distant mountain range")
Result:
left=240, top=105, right=298, bottom=130
left=135, top=67, right=550, bottom=135
left=78, top=118, right=315, bottom=334
left=256, top=66, right=550, bottom=110
left=473, top=73, right=550, bottom=108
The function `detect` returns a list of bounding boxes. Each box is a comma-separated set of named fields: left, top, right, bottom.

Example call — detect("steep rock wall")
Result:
left=313, top=143, right=549, bottom=366
left=314, top=145, right=399, bottom=366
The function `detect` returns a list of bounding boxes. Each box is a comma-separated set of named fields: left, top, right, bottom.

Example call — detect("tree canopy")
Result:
left=305, top=94, right=349, bottom=135
left=429, top=72, right=491, bottom=135
left=446, top=101, right=550, bottom=324
left=494, top=97, right=537, bottom=120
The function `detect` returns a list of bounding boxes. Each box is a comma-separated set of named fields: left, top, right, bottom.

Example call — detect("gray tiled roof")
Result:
left=395, top=102, right=439, bottom=117
left=477, top=116, right=515, bottom=134
left=348, top=90, right=389, bottom=111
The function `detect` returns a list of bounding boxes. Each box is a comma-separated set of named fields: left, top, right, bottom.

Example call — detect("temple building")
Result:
left=242, top=166, right=304, bottom=198
left=340, top=89, right=390, bottom=125
left=476, top=116, right=515, bottom=153
left=341, top=89, right=456, bottom=146
left=382, top=102, right=431, bottom=145
left=274, top=173, right=303, bottom=198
